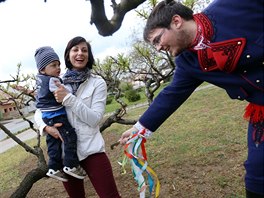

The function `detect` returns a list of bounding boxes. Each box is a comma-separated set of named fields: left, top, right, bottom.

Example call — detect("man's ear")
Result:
left=171, top=15, right=183, bottom=29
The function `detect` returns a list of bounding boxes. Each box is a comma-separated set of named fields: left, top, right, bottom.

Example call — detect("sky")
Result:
left=0, top=0, right=144, bottom=81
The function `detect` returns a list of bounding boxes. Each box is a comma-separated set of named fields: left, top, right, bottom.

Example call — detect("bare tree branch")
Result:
left=90, top=0, right=146, bottom=36
left=0, top=123, right=38, bottom=155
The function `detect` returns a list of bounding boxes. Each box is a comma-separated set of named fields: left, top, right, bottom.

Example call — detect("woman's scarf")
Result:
left=63, top=68, right=91, bottom=94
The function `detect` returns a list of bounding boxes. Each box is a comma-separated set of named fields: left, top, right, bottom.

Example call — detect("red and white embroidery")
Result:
left=191, top=13, right=246, bottom=73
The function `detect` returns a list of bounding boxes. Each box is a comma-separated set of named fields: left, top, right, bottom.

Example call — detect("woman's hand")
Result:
left=44, top=123, right=64, bottom=142
left=119, top=127, right=138, bottom=145
left=54, top=85, right=69, bottom=103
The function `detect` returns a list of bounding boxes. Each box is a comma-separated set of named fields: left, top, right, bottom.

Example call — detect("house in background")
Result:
left=0, top=86, right=36, bottom=120
left=0, top=90, right=20, bottom=120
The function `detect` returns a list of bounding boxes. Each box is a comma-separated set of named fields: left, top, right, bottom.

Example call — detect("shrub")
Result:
left=125, top=89, right=141, bottom=102
left=119, top=82, right=133, bottom=91
left=106, top=96, right=113, bottom=105
left=136, top=87, right=144, bottom=92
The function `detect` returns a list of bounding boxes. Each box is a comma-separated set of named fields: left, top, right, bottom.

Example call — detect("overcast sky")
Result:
left=0, top=0, right=144, bottom=81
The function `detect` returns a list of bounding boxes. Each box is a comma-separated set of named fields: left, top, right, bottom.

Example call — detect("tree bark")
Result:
left=10, top=147, right=48, bottom=198
left=90, top=0, right=146, bottom=36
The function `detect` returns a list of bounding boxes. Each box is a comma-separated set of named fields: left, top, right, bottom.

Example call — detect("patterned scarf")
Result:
left=63, top=68, right=91, bottom=94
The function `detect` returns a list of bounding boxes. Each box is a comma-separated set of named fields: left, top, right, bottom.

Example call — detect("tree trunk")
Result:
left=10, top=148, right=48, bottom=198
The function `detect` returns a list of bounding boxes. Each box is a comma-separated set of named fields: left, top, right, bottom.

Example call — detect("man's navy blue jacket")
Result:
left=139, top=0, right=264, bottom=132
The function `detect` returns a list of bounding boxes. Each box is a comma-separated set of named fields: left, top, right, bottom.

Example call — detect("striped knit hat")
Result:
left=35, top=46, right=60, bottom=72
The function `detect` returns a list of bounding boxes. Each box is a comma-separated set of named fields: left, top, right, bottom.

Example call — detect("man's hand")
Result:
left=44, top=123, right=64, bottom=142
left=119, top=127, right=138, bottom=145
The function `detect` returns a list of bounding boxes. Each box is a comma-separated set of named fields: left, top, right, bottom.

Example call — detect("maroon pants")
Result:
left=63, top=152, right=121, bottom=198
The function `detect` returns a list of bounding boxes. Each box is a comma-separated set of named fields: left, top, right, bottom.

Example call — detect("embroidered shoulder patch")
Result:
left=198, top=38, right=246, bottom=73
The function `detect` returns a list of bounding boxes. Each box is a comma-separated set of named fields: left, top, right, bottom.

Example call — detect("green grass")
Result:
left=0, top=137, right=46, bottom=192
left=104, top=84, right=247, bottom=197
left=105, top=82, right=169, bottom=113
left=104, top=84, right=248, bottom=197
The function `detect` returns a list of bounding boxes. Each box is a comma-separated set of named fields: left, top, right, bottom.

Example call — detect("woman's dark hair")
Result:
left=143, top=0, right=193, bottom=42
left=64, top=36, right=94, bottom=69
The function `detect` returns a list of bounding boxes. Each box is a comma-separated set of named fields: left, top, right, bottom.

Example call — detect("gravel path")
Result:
left=0, top=129, right=37, bottom=154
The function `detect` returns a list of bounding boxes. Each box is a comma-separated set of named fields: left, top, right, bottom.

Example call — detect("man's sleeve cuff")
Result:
left=134, top=121, right=153, bottom=138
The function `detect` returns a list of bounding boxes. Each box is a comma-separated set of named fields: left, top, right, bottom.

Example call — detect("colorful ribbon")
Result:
left=120, top=129, right=160, bottom=198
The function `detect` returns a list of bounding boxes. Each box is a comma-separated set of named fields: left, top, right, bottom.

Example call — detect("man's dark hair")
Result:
left=143, top=0, right=193, bottom=42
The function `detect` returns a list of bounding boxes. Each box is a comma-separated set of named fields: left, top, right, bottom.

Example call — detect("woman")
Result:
left=35, top=36, right=121, bottom=198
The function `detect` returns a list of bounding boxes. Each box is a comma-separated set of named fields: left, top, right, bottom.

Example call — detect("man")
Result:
left=119, top=0, right=264, bottom=197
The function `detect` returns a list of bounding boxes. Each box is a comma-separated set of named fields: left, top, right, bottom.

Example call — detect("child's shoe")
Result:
left=63, top=166, right=86, bottom=179
left=46, top=169, right=68, bottom=182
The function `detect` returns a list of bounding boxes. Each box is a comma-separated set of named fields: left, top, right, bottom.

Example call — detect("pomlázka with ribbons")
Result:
left=122, top=129, right=160, bottom=198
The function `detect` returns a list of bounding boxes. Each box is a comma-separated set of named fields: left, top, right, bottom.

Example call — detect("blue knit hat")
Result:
left=35, top=46, right=60, bottom=72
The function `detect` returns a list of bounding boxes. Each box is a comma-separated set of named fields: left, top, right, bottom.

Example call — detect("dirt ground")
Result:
left=1, top=130, right=246, bottom=198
